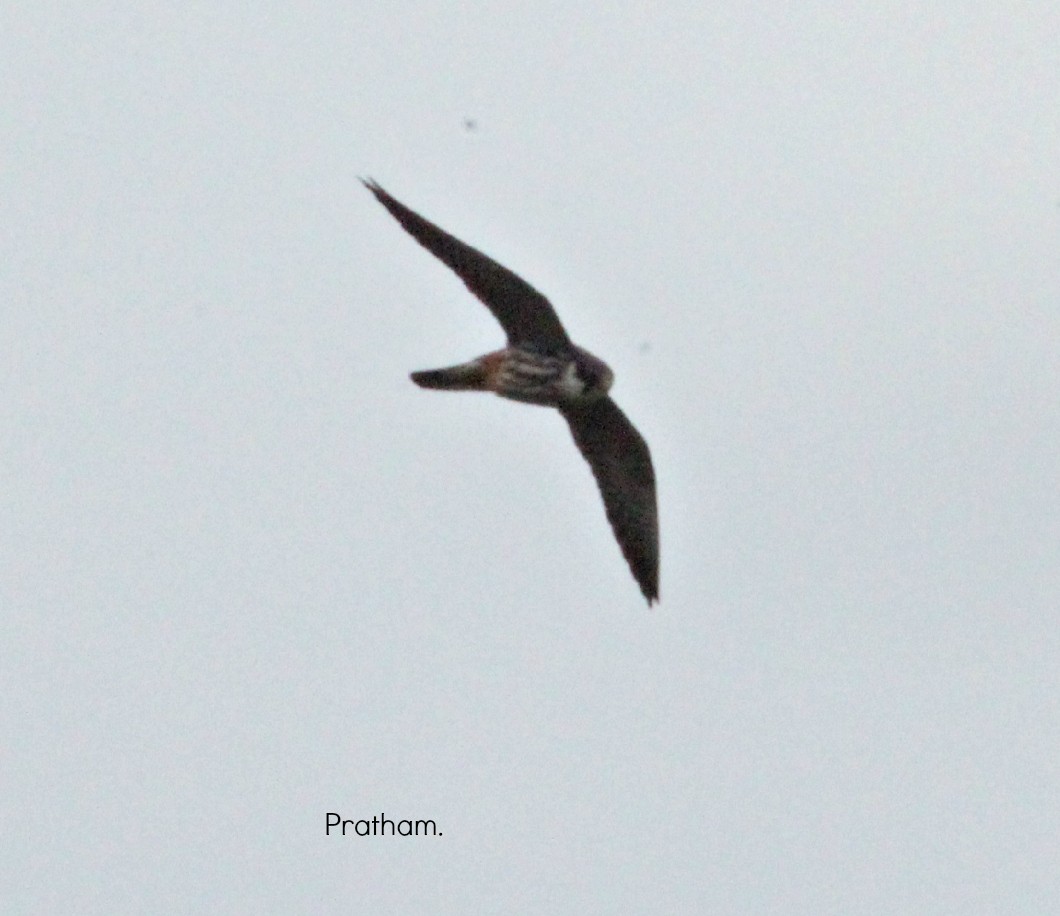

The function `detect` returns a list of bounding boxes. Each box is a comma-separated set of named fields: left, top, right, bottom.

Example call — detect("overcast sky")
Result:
left=5, top=3, right=1060, bottom=912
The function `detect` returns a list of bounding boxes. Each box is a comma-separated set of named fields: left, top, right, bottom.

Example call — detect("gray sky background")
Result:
left=5, top=3, right=1060, bottom=912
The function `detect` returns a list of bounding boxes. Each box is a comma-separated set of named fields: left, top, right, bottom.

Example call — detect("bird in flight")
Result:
left=364, top=180, right=659, bottom=604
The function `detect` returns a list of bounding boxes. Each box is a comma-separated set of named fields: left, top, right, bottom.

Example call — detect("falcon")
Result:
left=364, top=180, right=659, bottom=604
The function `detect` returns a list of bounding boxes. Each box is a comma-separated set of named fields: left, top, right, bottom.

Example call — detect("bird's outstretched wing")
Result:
left=560, top=397, right=659, bottom=604
left=363, top=179, right=572, bottom=352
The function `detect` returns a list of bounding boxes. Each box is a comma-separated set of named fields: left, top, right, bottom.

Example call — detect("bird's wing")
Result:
left=363, top=179, right=572, bottom=352
left=560, top=397, right=659, bottom=604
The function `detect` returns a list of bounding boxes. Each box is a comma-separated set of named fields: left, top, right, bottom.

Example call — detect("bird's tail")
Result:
left=410, top=359, right=488, bottom=391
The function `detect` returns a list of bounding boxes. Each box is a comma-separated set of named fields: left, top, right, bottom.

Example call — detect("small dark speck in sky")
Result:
left=463, top=118, right=478, bottom=132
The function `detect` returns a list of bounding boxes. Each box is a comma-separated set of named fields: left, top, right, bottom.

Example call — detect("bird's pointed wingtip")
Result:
left=641, top=575, right=659, bottom=606
left=360, top=176, right=384, bottom=196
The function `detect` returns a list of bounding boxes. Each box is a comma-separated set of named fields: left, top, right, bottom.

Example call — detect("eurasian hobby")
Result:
left=364, top=180, right=659, bottom=604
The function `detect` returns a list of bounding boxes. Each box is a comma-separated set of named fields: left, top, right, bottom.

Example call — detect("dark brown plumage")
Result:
left=364, top=179, right=659, bottom=604
left=363, top=180, right=571, bottom=351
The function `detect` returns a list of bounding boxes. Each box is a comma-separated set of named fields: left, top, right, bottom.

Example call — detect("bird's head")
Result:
left=569, top=347, right=614, bottom=403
